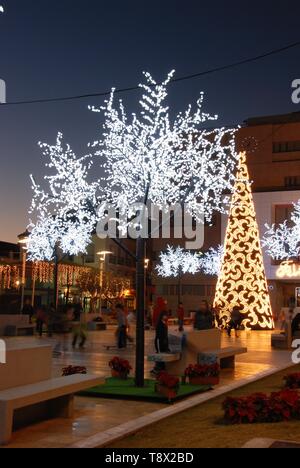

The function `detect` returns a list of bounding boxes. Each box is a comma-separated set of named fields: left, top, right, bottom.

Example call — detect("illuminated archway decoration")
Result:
left=214, top=152, right=274, bottom=330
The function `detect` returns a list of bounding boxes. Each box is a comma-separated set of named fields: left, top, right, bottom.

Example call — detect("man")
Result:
left=177, top=302, right=185, bottom=332
left=22, top=299, right=35, bottom=324
left=194, top=300, right=214, bottom=331
left=116, top=304, right=127, bottom=349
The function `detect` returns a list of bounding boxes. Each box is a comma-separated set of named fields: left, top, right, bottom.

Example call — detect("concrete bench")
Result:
left=201, top=346, right=247, bottom=369
left=4, top=324, right=35, bottom=337
left=150, top=330, right=248, bottom=376
left=87, top=322, right=107, bottom=332
left=0, top=315, right=31, bottom=337
left=0, top=374, right=103, bottom=445
left=147, top=353, right=181, bottom=364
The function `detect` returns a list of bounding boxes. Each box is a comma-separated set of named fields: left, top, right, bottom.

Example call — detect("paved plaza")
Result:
left=1, top=327, right=294, bottom=449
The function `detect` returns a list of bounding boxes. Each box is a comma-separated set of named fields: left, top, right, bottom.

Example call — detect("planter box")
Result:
left=111, top=370, right=129, bottom=380
left=155, top=384, right=178, bottom=401
left=189, top=376, right=219, bottom=386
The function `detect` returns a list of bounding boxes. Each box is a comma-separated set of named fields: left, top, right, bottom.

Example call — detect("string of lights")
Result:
left=0, top=39, right=300, bottom=107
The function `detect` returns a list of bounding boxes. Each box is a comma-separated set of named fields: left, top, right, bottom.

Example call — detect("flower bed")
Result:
left=284, top=373, right=300, bottom=389
left=62, top=366, right=87, bottom=377
left=223, top=390, right=300, bottom=424
left=155, top=372, right=180, bottom=401
left=184, top=363, right=220, bottom=386
left=109, top=357, right=132, bottom=379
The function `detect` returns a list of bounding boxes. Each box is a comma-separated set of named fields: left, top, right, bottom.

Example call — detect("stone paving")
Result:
left=1, top=327, right=294, bottom=448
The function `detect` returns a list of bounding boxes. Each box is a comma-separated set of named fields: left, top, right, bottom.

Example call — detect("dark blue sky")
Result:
left=0, top=0, right=300, bottom=242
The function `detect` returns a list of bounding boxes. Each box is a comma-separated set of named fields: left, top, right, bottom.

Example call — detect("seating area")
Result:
left=0, top=315, right=35, bottom=337
left=148, top=329, right=247, bottom=376
left=0, top=339, right=103, bottom=445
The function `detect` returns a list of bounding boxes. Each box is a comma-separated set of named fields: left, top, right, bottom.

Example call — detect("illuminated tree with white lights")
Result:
left=27, top=133, right=99, bottom=306
left=199, top=245, right=224, bottom=276
left=28, top=133, right=99, bottom=262
left=90, top=70, right=238, bottom=386
left=263, top=200, right=300, bottom=260
left=156, top=245, right=201, bottom=278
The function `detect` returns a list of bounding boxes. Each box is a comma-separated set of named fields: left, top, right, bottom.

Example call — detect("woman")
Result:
left=227, top=306, right=243, bottom=338
left=194, top=300, right=214, bottom=331
left=155, top=312, right=170, bottom=353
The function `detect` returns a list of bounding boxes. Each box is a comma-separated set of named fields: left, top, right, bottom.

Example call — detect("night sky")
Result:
left=0, top=0, right=299, bottom=242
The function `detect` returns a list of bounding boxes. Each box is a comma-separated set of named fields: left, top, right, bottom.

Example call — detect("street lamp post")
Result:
left=97, top=251, right=113, bottom=316
left=17, top=230, right=30, bottom=313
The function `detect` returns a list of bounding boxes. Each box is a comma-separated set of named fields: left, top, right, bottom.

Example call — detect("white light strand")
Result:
left=156, top=245, right=202, bottom=278
left=262, top=199, right=300, bottom=260
left=199, top=245, right=224, bottom=276
left=90, top=71, right=239, bottom=229
left=27, top=133, right=99, bottom=261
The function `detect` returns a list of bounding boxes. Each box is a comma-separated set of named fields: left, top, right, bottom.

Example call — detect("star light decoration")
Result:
left=27, top=133, right=99, bottom=261
left=214, top=152, right=274, bottom=330
left=199, top=245, right=224, bottom=276
left=89, top=71, right=239, bottom=229
left=156, top=245, right=201, bottom=278
left=262, top=200, right=300, bottom=260
left=156, top=244, right=224, bottom=278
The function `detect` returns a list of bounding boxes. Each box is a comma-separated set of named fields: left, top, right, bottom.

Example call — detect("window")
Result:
left=84, top=244, right=95, bottom=264
left=274, top=204, right=294, bottom=228
left=285, top=176, right=300, bottom=188
left=273, top=141, right=300, bottom=154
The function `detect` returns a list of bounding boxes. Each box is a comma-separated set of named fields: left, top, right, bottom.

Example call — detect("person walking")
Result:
left=72, top=309, right=87, bottom=349
left=22, top=299, right=35, bottom=324
left=36, top=305, right=47, bottom=337
left=47, top=303, right=56, bottom=337
left=227, top=306, right=243, bottom=338
left=155, top=311, right=170, bottom=354
left=116, top=304, right=128, bottom=349
left=194, top=300, right=214, bottom=330
left=177, top=302, right=185, bottom=332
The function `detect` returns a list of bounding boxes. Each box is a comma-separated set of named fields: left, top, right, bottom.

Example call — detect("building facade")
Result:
left=152, top=112, right=300, bottom=315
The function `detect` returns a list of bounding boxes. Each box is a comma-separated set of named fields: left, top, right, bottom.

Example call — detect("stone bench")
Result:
left=4, top=324, right=35, bottom=337
left=0, top=374, right=103, bottom=445
left=149, top=330, right=248, bottom=376
left=87, top=322, right=107, bottom=332
left=147, top=353, right=181, bottom=364
left=0, top=315, right=31, bottom=337
left=201, top=346, right=247, bottom=369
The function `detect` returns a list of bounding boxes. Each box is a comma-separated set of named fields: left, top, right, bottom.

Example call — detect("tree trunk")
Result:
left=53, top=248, right=59, bottom=310
left=135, top=236, right=146, bottom=387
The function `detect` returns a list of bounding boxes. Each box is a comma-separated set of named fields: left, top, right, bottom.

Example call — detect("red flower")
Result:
left=223, top=390, right=300, bottom=425
left=62, top=365, right=87, bottom=376
left=109, top=357, right=132, bottom=375
left=157, top=371, right=180, bottom=390
left=284, top=373, right=300, bottom=389
left=185, top=363, right=220, bottom=378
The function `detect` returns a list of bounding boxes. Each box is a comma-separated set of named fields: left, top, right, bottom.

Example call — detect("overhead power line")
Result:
left=1, top=39, right=300, bottom=107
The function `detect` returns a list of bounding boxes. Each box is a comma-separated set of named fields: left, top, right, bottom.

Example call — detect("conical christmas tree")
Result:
left=214, top=152, right=274, bottom=330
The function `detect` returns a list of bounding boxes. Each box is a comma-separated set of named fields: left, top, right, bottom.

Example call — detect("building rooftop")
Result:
left=244, top=112, right=300, bottom=127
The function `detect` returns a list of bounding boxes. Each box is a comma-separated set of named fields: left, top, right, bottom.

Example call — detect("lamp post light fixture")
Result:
left=97, top=251, right=113, bottom=315
left=17, top=229, right=31, bottom=312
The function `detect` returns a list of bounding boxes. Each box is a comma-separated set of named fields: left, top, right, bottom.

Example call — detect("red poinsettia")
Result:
left=185, top=363, right=220, bottom=379
left=157, top=371, right=180, bottom=390
left=284, top=373, right=300, bottom=389
left=62, top=365, right=87, bottom=377
left=223, top=390, right=300, bottom=425
left=109, top=357, right=132, bottom=375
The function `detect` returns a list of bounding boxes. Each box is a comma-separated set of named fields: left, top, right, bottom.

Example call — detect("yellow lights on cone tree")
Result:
left=214, top=152, right=274, bottom=330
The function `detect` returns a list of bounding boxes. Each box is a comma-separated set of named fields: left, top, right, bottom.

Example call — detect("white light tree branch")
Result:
left=262, top=200, right=300, bottom=260
left=199, top=245, right=224, bottom=276
left=27, top=133, right=100, bottom=261
left=156, top=245, right=202, bottom=278
left=90, top=71, right=238, bottom=228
